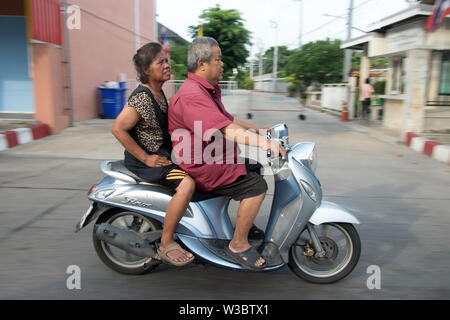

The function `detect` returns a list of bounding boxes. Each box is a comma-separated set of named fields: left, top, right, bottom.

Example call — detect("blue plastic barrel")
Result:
left=97, top=87, right=127, bottom=119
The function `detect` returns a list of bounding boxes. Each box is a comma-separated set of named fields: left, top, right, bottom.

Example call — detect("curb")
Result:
left=0, top=124, right=51, bottom=151
left=405, top=132, right=450, bottom=165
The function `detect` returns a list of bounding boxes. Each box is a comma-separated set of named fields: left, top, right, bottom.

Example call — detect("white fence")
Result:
left=126, top=79, right=237, bottom=101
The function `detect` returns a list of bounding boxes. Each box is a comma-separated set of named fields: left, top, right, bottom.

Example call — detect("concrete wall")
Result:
left=424, top=106, right=450, bottom=132
left=68, top=0, right=156, bottom=121
left=253, top=74, right=288, bottom=92
left=321, top=84, right=348, bottom=111
left=403, top=49, right=431, bottom=134
left=384, top=98, right=404, bottom=129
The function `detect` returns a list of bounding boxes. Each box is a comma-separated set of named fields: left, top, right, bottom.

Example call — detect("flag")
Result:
left=160, top=25, right=170, bottom=57
left=425, top=0, right=450, bottom=32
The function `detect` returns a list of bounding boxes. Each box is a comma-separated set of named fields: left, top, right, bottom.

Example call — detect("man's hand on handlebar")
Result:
left=262, top=139, right=286, bottom=159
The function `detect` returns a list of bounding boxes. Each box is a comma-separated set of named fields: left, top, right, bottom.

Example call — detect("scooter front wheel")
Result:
left=93, top=210, right=162, bottom=275
left=288, top=223, right=361, bottom=284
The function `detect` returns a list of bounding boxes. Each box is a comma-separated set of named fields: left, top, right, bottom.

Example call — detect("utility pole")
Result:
left=270, top=20, right=278, bottom=91
left=259, top=51, right=263, bottom=77
left=293, top=0, right=303, bottom=49
left=342, top=0, right=354, bottom=82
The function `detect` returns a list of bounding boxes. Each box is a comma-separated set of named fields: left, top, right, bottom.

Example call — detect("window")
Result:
left=391, top=56, right=406, bottom=94
left=439, top=51, right=450, bottom=95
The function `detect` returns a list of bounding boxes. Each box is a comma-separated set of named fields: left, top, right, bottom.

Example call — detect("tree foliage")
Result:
left=170, top=43, right=189, bottom=80
left=262, top=46, right=294, bottom=75
left=282, top=39, right=344, bottom=89
left=188, top=5, right=252, bottom=78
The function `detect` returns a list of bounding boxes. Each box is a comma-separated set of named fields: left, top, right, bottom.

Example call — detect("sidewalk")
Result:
left=306, top=104, right=450, bottom=165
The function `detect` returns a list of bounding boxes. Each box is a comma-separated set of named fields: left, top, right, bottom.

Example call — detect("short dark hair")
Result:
left=133, top=42, right=163, bottom=84
left=365, top=78, right=371, bottom=84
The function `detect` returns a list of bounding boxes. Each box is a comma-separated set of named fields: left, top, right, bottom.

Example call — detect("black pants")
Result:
left=362, top=98, right=371, bottom=119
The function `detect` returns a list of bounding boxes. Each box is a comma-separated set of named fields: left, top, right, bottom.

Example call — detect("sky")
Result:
left=156, top=0, right=412, bottom=59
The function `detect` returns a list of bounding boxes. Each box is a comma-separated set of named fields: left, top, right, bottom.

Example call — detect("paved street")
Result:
left=1, top=94, right=450, bottom=300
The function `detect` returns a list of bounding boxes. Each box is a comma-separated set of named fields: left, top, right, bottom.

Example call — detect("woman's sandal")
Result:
left=157, top=242, right=194, bottom=267
left=224, top=245, right=267, bottom=271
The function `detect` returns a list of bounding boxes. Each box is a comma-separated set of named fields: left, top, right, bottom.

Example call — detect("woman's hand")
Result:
left=144, top=154, right=172, bottom=168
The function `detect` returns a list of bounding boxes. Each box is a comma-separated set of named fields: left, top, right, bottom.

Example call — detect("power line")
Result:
left=353, top=0, right=375, bottom=11
left=302, top=16, right=342, bottom=37
left=69, top=4, right=154, bottom=42
left=302, top=0, right=374, bottom=38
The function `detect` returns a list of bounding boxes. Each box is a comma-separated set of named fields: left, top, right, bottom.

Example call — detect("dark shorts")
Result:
left=212, top=163, right=268, bottom=201
left=160, top=167, right=189, bottom=189
left=125, top=160, right=188, bottom=190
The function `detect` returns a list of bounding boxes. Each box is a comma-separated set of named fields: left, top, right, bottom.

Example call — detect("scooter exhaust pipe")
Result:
left=95, top=223, right=158, bottom=258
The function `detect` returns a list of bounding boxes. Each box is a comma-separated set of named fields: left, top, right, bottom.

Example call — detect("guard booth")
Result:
left=341, top=3, right=450, bottom=138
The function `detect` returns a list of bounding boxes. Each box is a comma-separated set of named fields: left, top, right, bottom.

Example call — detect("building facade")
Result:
left=342, top=3, right=450, bottom=138
left=0, top=0, right=156, bottom=133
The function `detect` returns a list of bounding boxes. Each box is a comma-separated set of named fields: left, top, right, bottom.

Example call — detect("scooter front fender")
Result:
left=309, top=201, right=360, bottom=225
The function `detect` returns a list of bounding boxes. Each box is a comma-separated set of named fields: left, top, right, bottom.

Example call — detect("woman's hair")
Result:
left=187, top=37, right=219, bottom=73
left=133, top=42, right=163, bottom=84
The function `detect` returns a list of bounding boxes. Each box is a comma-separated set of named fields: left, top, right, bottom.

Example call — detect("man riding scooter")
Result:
left=168, top=37, right=286, bottom=271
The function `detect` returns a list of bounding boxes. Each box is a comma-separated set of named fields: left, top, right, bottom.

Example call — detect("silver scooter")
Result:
left=76, top=123, right=361, bottom=284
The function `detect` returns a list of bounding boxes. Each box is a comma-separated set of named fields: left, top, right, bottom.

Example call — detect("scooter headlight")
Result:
left=300, top=180, right=317, bottom=202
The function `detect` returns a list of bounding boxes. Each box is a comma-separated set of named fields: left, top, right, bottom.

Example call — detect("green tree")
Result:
left=283, top=38, right=344, bottom=88
left=262, top=46, right=294, bottom=75
left=234, top=69, right=254, bottom=89
left=188, top=5, right=252, bottom=78
left=170, top=43, right=189, bottom=80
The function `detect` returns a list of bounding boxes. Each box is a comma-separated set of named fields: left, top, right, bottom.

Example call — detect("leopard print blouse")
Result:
left=127, top=90, right=168, bottom=153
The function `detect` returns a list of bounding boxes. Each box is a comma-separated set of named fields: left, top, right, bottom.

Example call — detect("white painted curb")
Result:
left=12, top=128, right=33, bottom=145
left=0, top=134, right=7, bottom=151
left=410, top=137, right=426, bottom=153
left=432, top=145, right=450, bottom=164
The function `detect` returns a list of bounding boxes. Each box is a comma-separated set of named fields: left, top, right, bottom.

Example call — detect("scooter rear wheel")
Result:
left=288, top=223, right=361, bottom=284
left=93, top=210, right=162, bottom=275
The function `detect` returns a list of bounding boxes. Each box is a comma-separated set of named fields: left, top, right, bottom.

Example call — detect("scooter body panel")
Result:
left=309, top=201, right=360, bottom=225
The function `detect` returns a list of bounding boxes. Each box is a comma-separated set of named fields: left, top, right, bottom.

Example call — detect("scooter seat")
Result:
left=110, top=160, right=150, bottom=184
left=109, top=160, right=222, bottom=202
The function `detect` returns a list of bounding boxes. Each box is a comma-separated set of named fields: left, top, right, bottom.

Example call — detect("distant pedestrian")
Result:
left=360, top=78, right=374, bottom=120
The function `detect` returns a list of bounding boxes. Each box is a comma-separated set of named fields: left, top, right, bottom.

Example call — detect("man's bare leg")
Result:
left=228, top=192, right=266, bottom=267
left=159, top=176, right=195, bottom=263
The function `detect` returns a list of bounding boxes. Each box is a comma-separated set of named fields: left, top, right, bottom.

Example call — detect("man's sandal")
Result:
left=224, top=245, right=266, bottom=271
left=157, top=242, right=194, bottom=267
left=249, top=224, right=264, bottom=241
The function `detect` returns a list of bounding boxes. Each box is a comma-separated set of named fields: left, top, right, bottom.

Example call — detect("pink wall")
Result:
left=68, top=0, right=156, bottom=121
left=32, top=43, right=70, bottom=133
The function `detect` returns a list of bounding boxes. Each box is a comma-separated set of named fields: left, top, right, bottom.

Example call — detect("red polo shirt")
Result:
left=168, top=73, right=246, bottom=192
